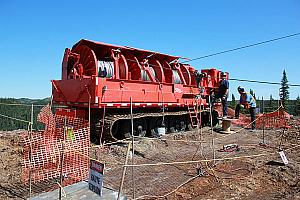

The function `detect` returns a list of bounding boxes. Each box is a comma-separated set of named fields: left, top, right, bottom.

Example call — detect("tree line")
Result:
left=229, top=97, right=300, bottom=116
left=0, top=70, right=298, bottom=131
left=229, top=70, right=300, bottom=116
left=0, top=98, right=50, bottom=131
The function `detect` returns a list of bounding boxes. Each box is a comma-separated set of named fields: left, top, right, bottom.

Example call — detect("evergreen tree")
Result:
left=249, top=89, right=256, bottom=99
left=231, top=94, right=236, bottom=108
left=250, top=89, right=254, bottom=96
left=296, top=96, right=300, bottom=116
left=266, top=94, right=274, bottom=112
left=260, top=96, right=264, bottom=113
left=0, top=98, right=50, bottom=131
left=279, top=70, right=289, bottom=108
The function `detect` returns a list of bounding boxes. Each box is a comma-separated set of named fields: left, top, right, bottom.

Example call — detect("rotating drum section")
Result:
left=58, top=39, right=210, bottom=106
left=72, top=45, right=98, bottom=77
left=66, top=39, right=185, bottom=83
left=180, top=64, right=192, bottom=85
left=147, top=58, right=165, bottom=83
left=141, top=66, right=156, bottom=81
left=161, top=61, right=174, bottom=84
left=63, top=45, right=99, bottom=80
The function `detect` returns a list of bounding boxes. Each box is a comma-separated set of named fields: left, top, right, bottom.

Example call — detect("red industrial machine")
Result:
left=52, top=39, right=227, bottom=142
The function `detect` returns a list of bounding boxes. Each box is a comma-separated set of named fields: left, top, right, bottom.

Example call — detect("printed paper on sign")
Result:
left=279, top=151, right=288, bottom=165
left=89, top=160, right=104, bottom=196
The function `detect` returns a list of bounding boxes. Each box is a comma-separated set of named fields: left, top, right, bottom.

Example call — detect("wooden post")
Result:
left=262, top=97, right=266, bottom=145
left=50, top=94, right=53, bottom=108
left=117, top=143, right=132, bottom=200
left=162, top=85, right=165, bottom=124
left=196, top=96, right=203, bottom=170
left=100, top=106, right=106, bottom=144
left=88, top=91, right=91, bottom=131
left=85, top=85, right=91, bottom=134
left=191, top=96, right=204, bottom=170
left=199, top=96, right=203, bottom=157
left=130, top=97, right=136, bottom=199
left=262, top=96, right=264, bottom=114
left=59, top=117, right=67, bottom=200
left=29, top=104, right=34, bottom=197
left=262, top=118, right=266, bottom=145
left=209, top=95, right=216, bottom=165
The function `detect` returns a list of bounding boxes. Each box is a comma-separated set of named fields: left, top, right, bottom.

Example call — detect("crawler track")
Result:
left=93, top=108, right=218, bottom=142
left=95, top=110, right=191, bottom=141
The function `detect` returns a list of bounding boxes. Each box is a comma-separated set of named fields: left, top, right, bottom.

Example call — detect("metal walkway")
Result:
left=30, top=181, right=127, bottom=200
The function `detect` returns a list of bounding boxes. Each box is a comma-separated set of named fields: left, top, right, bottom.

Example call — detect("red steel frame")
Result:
left=52, top=39, right=226, bottom=114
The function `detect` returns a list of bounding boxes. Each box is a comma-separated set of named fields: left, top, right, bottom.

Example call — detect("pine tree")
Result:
left=260, top=96, right=264, bottom=113
left=266, top=94, right=275, bottom=112
left=0, top=98, right=49, bottom=131
left=249, top=89, right=256, bottom=99
left=296, top=96, right=300, bottom=116
left=231, top=94, right=236, bottom=108
left=279, top=70, right=289, bottom=108
left=250, top=89, right=254, bottom=96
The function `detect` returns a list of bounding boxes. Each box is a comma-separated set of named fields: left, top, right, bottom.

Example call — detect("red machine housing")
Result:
left=52, top=39, right=227, bottom=140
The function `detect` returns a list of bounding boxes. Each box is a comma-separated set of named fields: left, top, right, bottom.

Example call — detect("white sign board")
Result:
left=88, top=160, right=104, bottom=196
left=279, top=151, right=289, bottom=165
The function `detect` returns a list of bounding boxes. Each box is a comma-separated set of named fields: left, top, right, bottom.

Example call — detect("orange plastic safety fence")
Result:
left=256, top=108, right=291, bottom=129
left=232, top=107, right=291, bottom=129
left=214, top=106, right=290, bottom=129
left=22, top=104, right=90, bottom=187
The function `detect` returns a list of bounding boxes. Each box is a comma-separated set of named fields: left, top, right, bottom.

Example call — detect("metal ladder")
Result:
left=188, top=105, right=199, bottom=128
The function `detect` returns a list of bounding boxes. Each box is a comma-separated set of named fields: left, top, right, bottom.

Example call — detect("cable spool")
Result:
left=98, top=61, right=114, bottom=78
left=172, top=70, right=182, bottom=84
left=141, top=70, right=148, bottom=81
left=141, top=67, right=156, bottom=81
left=71, top=45, right=98, bottom=77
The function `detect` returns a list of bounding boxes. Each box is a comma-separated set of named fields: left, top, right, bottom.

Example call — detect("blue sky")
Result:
left=0, top=0, right=299, bottom=100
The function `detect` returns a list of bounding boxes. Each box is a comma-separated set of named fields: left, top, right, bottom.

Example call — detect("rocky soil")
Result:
left=0, top=118, right=300, bottom=199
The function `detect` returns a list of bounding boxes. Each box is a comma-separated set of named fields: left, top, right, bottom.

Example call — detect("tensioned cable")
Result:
left=126, top=58, right=300, bottom=87
left=0, top=102, right=46, bottom=107
left=182, top=32, right=300, bottom=63
left=229, top=78, right=300, bottom=87
left=0, top=102, right=67, bottom=107
left=0, top=113, right=31, bottom=124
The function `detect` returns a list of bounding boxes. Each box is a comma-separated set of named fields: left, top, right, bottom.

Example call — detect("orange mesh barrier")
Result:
left=255, top=107, right=291, bottom=129
left=215, top=106, right=290, bottom=129
left=22, top=104, right=90, bottom=187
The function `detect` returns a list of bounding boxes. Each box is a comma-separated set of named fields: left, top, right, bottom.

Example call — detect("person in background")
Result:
left=235, top=86, right=257, bottom=130
left=194, top=70, right=202, bottom=88
left=214, top=72, right=229, bottom=118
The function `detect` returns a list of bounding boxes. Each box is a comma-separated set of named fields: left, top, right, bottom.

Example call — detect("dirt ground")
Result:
left=0, top=130, right=24, bottom=199
left=0, top=118, right=300, bottom=199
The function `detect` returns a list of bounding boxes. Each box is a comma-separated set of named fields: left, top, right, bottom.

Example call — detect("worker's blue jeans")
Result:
left=235, top=104, right=256, bottom=130
left=214, top=94, right=228, bottom=117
